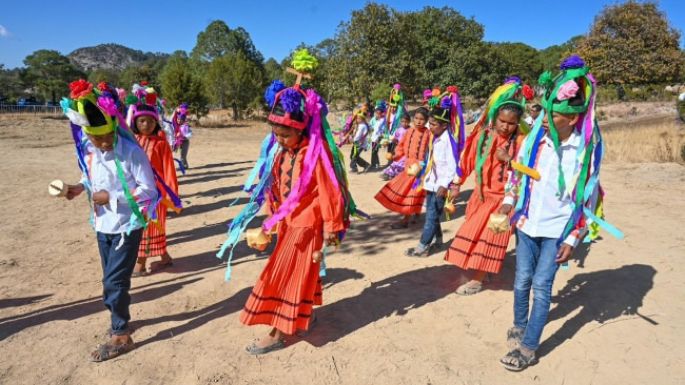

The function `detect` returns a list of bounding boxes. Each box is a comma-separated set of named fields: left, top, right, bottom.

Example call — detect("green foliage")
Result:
left=578, top=1, right=684, bottom=84
left=87, top=68, right=120, bottom=85
left=206, top=53, right=264, bottom=120
left=118, top=55, right=168, bottom=90
left=22, top=50, right=84, bottom=103
left=159, top=52, right=209, bottom=118
left=0, top=65, right=25, bottom=103
left=492, top=42, right=542, bottom=84
left=539, top=36, right=585, bottom=71
left=191, top=20, right=263, bottom=65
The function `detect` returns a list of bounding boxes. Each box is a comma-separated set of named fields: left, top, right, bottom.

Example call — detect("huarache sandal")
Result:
left=405, top=247, right=430, bottom=258
left=499, top=348, right=538, bottom=372
left=245, top=338, right=285, bottom=355
left=90, top=340, right=135, bottom=362
left=456, top=280, right=483, bottom=296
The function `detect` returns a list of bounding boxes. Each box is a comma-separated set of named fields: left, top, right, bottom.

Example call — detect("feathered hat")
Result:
left=374, top=99, right=387, bottom=112
left=61, top=79, right=118, bottom=136
left=385, top=83, right=407, bottom=135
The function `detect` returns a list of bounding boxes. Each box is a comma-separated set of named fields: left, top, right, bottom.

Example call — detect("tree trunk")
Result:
left=232, top=101, right=238, bottom=121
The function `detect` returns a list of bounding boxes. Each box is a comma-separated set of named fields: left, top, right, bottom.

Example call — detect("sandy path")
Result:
left=0, top=116, right=683, bottom=385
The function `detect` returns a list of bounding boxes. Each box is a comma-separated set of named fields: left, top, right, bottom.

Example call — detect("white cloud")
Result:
left=0, top=25, right=10, bottom=37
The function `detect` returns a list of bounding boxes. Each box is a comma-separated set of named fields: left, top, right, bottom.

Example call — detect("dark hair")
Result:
left=498, top=103, right=524, bottom=119
left=400, top=114, right=411, bottom=121
left=530, top=104, right=542, bottom=112
left=131, top=105, right=161, bottom=135
left=412, top=107, right=429, bottom=120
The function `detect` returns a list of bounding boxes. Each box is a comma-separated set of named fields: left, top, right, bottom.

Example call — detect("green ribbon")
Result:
left=112, top=130, right=147, bottom=232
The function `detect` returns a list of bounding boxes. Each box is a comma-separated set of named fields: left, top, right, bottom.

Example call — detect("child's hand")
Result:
left=498, top=204, right=513, bottom=215
left=66, top=184, right=85, bottom=200
left=556, top=244, right=574, bottom=263
left=496, top=148, right=512, bottom=162
left=449, top=184, right=461, bottom=199
left=92, top=190, right=110, bottom=206
left=312, top=250, right=323, bottom=263
left=437, top=186, right=448, bottom=198
left=323, top=232, right=338, bottom=247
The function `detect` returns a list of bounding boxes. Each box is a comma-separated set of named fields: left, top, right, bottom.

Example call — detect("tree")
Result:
left=539, top=36, right=585, bottom=71
left=438, top=43, right=509, bottom=100
left=118, top=56, right=168, bottom=90
left=159, top=51, right=209, bottom=118
left=492, top=42, right=542, bottom=84
left=206, top=53, right=264, bottom=120
left=264, top=58, right=282, bottom=81
left=22, top=50, right=84, bottom=103
left=191, top=20, right=263, bottom=65
left=0, top=65, right=25, bottom=103
left=577, top=1, right=685, bottom=84
left=88, top=68, right=120, bottom=85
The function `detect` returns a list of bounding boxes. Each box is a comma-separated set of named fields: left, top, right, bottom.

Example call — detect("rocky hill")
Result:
left=68, top=43, right=168, bottom=72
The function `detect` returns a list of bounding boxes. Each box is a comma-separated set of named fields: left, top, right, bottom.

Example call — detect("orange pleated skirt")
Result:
left=374, top=171, right=426, bottom=215
left=139, top=205, right=168, bottom=257
left=444, top=190, right=512, bottom=274
left=240, top=224, right=322, bottom=335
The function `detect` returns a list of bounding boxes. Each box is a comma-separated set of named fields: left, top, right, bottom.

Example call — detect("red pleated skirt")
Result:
left=444, top=190, right=512, bottom=274
left=239, top=224, right=322, bottom=335
left=374, top=171, right=426, bottom=215
left=138, top=206, right=167, bottom=257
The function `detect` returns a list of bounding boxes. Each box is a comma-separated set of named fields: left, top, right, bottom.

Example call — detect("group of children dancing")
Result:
left=59, top=52, right=620, bottom=372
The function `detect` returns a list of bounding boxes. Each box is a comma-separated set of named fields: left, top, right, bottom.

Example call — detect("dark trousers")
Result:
left=420, top=191, right=445, bottom=246
left=370, top=142, right=381, bottom=168
left=350, top=144, right=369, bottom=171
left=179, top=139, right=190, bottom=168
left=386, top=142, right=397, bottom=165
left=96, top=228, right=143, bottom=335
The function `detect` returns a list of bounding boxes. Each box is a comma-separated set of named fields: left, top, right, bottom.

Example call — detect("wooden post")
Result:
left=286, top=67, right=312, bottom=86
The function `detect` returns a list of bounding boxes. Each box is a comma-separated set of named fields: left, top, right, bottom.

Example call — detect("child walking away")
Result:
left=384, top=84, right=407, bottom=159
left=405, top=86, right=466, bottom=257
left=374, top=107, right=431, bottom=228
left=369, top=100, right=387, bottom=169
left=381, top=113, right=411, bottom=181
left=128, top=95, right=180, bottom=276
left=216, top=49, right=363, bottom=355
left=444, top=77, right=534, bottom=295
left=172, top=103, right=192, bottom=169
left=347, top=107, right=371, bottom=173
left=499, top=56, right=623, bottom=371
left=60, top=79, right=158, bottom=361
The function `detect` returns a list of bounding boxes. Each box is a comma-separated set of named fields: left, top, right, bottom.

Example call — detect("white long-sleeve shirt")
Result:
left=353, top=122, right=369, bottom=150
left=503, top=131, right=593, bottom=247
left=369, top=117, right=386, bottom=143
left=423, top=130, right=457, bottom=192
left=81, top=138, right=158, bottom=234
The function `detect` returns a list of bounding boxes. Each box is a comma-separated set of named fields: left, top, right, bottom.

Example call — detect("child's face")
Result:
left=374, top=110, right=383, bottom=119
left=272, top=124, right=303, bottom=150
left=542, top=111, right=579, bottom=137
left=401, top=118, right=410, bottom=128
left=88, top=132, right=115, bottom=152
left=428, top=117, right=447, bottom=137
left=136, top=115, right=157, bottom=136
left=413, top=113, right=427, bottom=129
left=529, top=107, right=541, bottom=119
left=494, top=109, right=519, bottom=138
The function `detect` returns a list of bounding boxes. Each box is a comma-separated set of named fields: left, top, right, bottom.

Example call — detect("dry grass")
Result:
left=604, top=119, right=685, bottom=163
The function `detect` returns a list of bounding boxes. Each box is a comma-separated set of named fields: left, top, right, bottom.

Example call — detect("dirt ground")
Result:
left=0, top=114, right=683, bottom=385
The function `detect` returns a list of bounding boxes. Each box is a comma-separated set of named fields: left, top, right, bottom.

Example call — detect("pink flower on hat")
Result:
left=556, top=80, right=579, bottom=101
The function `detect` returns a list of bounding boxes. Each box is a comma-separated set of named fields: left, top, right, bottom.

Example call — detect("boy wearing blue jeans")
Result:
left=405, top=106, right=457, bottom=257
left=498, top=56, right=609, bottom=371
left=62, top=80, right=157, bottom=362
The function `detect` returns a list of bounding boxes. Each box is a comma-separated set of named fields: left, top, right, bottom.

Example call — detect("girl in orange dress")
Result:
left=374, top=107, right=431, bottom=228
left=129, top=102, right=179, bottom=276
left=218, top=61, right=360, bottom=355
left=445, top=77, right=534, bottom=295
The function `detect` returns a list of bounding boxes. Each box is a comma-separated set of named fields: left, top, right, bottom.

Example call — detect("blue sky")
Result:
left=1, top=0, right=683, bottom=69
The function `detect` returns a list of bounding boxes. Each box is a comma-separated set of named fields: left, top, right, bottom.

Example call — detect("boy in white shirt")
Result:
left=369, top=100, right=387, bottom=169
left=405, top=106, right=458, bottom=257
left=61, top=80, right=157, bottom=362
left=498, top=56, right=616, bottom=371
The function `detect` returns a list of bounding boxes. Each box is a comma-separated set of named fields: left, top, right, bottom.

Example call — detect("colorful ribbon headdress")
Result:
left=385, top=83, right=406, bottom=136
left=217, top=49, right=366, bottom=280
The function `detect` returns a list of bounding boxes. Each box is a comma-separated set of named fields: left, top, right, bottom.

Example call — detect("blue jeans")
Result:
left=513, top=229, right=560, bottom=351
left=420, top=191, right=445, bottom=246
left=96, top=229, right=143, bottom=335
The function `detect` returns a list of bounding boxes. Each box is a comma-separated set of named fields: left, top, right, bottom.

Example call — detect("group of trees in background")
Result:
left=0, top=1, right=683, bottom=119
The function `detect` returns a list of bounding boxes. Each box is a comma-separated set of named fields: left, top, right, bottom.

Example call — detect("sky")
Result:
left=1, top=0, right=683, bottom=69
